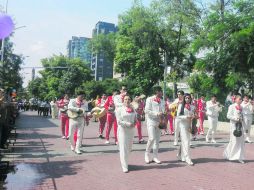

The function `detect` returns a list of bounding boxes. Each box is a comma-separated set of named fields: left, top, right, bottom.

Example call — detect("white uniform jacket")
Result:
left=145, top=95, right=165, bottom=127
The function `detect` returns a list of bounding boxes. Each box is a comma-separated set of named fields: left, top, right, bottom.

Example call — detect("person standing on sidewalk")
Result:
left=241, top=95, right=254, bottom=143
left=57, top=94, right=70, bottom=139
left=117, top=95, right=136, bottom=173
left=68, top=91, right=89, bottom=154
left=205, top=95, right=222, bottom=143
left=145, top=86, right=165, bottom=164
left=224, top=95, right=245, bottom=164
left=176, top=93, right=195, bottom=166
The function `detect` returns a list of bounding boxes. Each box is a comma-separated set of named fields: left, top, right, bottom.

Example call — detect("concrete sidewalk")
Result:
left=2, top=111, right=254, bottom=190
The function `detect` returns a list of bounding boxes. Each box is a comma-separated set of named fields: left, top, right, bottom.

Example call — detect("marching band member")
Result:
left=97, top=93, right=107, bottom=139
left=132, top=95, right=145, bottom=143
left=167, top=97, right=175, bottom=135
left=176, top=93, right=195, bottom=166
left=117, top=95, right=137, bottom=173
left=206, top=95, right=222, bottom=143
left=241, top=95, right=254, bottom=143
left=172, top=90, right=184, bottom=146
left=190, top=93, right=198, bottom=140
left=197, top=95, right=206, bottom=135
left=224, top=95, right=245, bottom=163
left=68, top=91, right=89, bottom=154
left=57, top=94, right=70, bottom=139
left=104, top=90, right=119, bottom=144
left=145, top=86, right=165, bottom=164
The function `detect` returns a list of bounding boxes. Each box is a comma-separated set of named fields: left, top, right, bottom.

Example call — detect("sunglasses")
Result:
left=185, top=97, right=190, bottom=99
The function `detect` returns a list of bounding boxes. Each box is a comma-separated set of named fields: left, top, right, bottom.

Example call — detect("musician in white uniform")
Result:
left=206, top=95, right=222, bottom=143
left=224, top=95, right=245, bottom=163
left=176, top=93, right=195, bottom=166
left=145, top=86, right=165, bottom=164
left=172, top=90, right=184, bottom=146
left=68, top=91, right=89, bottom=154
left=241, top=95, right=254, bottom=143
left=117, top=95, right=136, bottom=173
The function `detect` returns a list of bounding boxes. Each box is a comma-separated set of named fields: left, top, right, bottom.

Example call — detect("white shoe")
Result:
left=152, top=158, right=161, bottom=164
left=239, top=160, right=245, bottom=164
left=71, top=145, right=75, bottom=151
left=211, top=139, right=216, bottom=143
left=105, top=140, right=110, bottom=144
left=173, top=141, right=178, bottom=146
left=186, top=159, right=194, bottom=166
left=62, top=136, right=66, bottom=139
left=75, top=149, right=81, bottom=154
left=145, top=152, right=150, bottom=164
left=206, top=136, right=209, bottom=143
left=123, top=168, right=129, bottom=173
left=246, top=138, right=252, bottom=143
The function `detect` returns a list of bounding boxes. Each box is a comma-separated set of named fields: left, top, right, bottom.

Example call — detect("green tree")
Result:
left=0, top=38, right=23, bottom=91
left=27, top=55, right=92, bottom=100
left=151, top=0, right=201, bottom=97
left=190, top=0, right=254, bottom=99
left=115, top=1, right=164, bottom=94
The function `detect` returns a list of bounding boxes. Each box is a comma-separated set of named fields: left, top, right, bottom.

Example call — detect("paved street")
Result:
left=2, top=111, right=254, bottom=190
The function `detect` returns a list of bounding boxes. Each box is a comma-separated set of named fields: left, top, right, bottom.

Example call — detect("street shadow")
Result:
left=1, top=159, right=87, bottom=190
left=193, top=157, right=227, bottom=164
left=15, top=111, right=59, bottom=129
left=129, top=161, right=184, bottom=171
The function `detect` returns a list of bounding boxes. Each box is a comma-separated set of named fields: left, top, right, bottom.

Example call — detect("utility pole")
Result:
left=163, top=51, right=167, bottom=102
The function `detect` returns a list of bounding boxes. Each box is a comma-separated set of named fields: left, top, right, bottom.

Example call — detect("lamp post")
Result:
left=163, top=51, right=167, bottom=101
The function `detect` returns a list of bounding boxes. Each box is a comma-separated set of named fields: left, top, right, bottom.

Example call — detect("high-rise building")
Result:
left=91, top=21, right=117, bottom=81
left=67, top=36, right=91, bottom=66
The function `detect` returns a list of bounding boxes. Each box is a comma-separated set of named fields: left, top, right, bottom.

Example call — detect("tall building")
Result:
left=67, top=36, right=91, bottom=66
left=91, top=21, right=117, bottom=81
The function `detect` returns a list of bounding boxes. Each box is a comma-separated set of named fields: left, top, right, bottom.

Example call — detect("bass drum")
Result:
left=91, top=107, right=106, bottom=119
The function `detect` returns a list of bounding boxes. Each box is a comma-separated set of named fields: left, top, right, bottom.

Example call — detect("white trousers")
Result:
left=179, top=121, right=191, bottom=162
left=69, top=117, right=84, bottom=151
left=117, top=126, right=134, bottom=171
left=145, top=124, right=161, bottom=159
left=224, top=122, right=245, bottom=160
left=243, top=115, right=253, bottom=139
left=174, top=118, right=181, bottom=143
left=206, top=116, right=218, bottom=140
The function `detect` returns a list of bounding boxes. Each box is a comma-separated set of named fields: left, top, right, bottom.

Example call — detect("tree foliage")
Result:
left=190, top=0, right=254, bottom=99
left=0, top=38, right=23, bottom=91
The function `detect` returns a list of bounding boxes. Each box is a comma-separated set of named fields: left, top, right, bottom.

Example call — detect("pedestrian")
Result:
left=176, top=93, right=195, bottom=166
left=144, top=86, right=165, bottom=164
left=117, top=95, right=136, bottom=173
left=241, top=95, right=253, bottom=143
left=50, top=99, right=58, bottom=119
left=224, top=95, right=245, bottom=164
left=205, top=95, right=222, bottom=143
left=68, top=91, right=89, bottom=154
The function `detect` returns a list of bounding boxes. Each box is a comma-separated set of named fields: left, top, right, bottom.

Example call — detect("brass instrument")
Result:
left=91, top=107, right=106, bottom=119
left=67, top=108, right=85, bottom=119
left=169, top=103, right=178, bottom=118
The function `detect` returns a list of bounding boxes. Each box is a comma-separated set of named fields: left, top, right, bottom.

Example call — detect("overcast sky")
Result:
left=0, top=0, right=213, bottom=87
